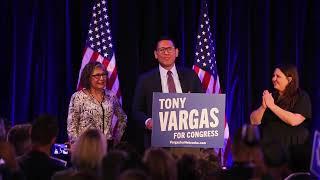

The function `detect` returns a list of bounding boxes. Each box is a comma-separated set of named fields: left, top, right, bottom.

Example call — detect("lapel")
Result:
left=177, top=67, right=187, bottom=93
left=154, top=68, right=163, bottom=92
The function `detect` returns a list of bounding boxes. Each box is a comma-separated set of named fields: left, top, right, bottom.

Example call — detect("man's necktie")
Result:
left=167, top=71, right=176, bottom=93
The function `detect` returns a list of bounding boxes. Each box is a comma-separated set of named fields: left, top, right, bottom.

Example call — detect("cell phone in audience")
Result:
left=52, top=143, right=69, bottom=155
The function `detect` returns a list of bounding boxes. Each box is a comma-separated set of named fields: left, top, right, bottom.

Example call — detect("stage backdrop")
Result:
left=0, top=0, right=319, bottom=148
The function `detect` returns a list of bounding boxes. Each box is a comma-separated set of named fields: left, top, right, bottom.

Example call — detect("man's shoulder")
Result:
left=17, top=151, right=37, bottom=163
left=176, top=66, right=195, bottom=73
left=18, top=151, right=66, bottom=170
left=176, top=66, right=198, bottom=79
left=138, top=68, right=159, bottom=80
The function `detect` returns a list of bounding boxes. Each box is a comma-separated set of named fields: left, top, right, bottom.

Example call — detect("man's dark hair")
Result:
left=154, top=36, right=177, bottom=50
left=31, top=114, right=58, bottom=145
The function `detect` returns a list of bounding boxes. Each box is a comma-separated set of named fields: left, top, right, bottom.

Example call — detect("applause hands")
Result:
left=262, top=90, right=275, bottom=109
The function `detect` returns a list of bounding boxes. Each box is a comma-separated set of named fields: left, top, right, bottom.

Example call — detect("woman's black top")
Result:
left=260, top=90, right=312, bottom=148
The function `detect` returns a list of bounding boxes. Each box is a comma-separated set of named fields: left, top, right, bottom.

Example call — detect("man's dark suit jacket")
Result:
left=18, top=150, right=66, bottom=180
left=132, top=67, right=204, bottom=149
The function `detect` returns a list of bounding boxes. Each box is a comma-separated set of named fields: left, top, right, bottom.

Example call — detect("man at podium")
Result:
left=132, top=36, right=204, bottom=156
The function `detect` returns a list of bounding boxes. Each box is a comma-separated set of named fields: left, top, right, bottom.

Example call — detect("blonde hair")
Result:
left=71, top=128, right=107, bottom=170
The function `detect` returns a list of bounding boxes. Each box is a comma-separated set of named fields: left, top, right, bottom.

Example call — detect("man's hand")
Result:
left=146, top=119, right=153, bottom=130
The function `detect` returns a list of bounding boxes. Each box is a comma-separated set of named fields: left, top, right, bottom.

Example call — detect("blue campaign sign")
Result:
left=310, top=130, right=320, bottom=177
left=151, top=92, right=225, bottom=148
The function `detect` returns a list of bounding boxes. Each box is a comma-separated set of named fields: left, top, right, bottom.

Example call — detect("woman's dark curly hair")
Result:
left=273, top=64, right=300, bottom=110
left=80, top=61, right=107, bottom=89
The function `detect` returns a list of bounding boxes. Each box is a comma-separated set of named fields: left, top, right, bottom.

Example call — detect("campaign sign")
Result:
left=151, top=92, right=225, bottom=148
left=310, top=130, right=320, bottom=177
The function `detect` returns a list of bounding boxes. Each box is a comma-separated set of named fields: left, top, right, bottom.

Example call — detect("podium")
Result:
left=151, top=92, right=225, bottom=148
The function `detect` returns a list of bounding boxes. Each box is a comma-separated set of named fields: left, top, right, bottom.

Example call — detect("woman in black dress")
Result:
left=250, top=64, right=312, bottom=172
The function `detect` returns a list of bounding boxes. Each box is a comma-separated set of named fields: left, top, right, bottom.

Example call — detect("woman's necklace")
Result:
left=89, top=89, right=105, bottom=103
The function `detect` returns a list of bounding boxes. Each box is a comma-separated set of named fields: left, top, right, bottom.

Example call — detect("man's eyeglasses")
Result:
left=91, top=73, right=107, bottom=79
left=157, top=47, right=175, bottom=54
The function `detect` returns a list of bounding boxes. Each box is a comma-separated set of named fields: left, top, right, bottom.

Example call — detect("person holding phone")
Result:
left=18, top=115, right=66, bottom=180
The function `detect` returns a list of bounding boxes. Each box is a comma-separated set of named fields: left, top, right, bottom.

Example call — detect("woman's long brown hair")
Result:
left=273, top=64, right=300, bottom=110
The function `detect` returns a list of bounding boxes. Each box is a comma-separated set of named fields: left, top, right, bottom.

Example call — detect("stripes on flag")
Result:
left=193, top=65, right=221, bottom=94
left=193, top=0, right=231, bottom=166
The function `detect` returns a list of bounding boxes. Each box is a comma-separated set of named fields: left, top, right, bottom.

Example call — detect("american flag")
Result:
left=77, top=0, right=121, bottom=101
left=192, top=0, right=230, bottom=166
left=77, top=0, right=121, bottom=130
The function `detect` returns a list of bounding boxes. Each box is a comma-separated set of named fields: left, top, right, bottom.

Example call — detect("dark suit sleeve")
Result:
left=177, top=67, right=205, bottom=93
left=132, top=76, right=149, bottom=129
left=191, top=70, right=205, bottom=93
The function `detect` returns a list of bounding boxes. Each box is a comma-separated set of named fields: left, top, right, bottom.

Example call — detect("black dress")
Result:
left=260, top=90, right=312, bottom=172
